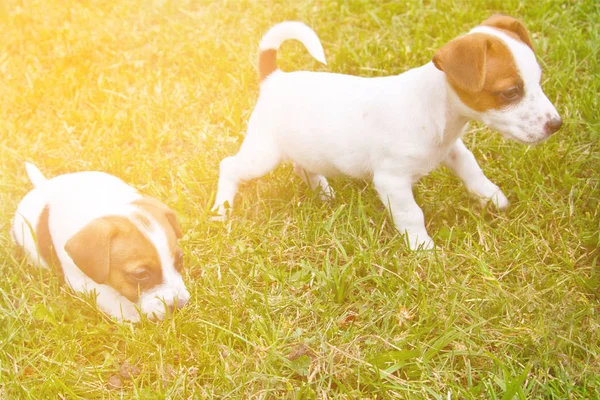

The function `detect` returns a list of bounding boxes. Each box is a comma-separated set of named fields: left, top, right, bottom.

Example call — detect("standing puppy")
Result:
left=12, top=163, right=190, bottom=321
left=212, top=16, right=562, bottom=250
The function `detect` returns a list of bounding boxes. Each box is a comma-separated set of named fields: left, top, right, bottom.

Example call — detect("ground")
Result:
left=0, top=0, right=598, bottom=398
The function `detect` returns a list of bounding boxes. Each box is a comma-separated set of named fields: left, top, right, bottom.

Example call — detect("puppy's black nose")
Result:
left=545, top=117, right=562, bottom=135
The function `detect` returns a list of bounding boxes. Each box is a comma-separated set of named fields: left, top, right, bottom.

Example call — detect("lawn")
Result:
left=0, top=0, right=598, bottom=398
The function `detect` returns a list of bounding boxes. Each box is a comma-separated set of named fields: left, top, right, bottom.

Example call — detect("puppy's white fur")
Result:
left=212, top=21, right=561, bottom=249
left=12, top=163, right=190, bottom=321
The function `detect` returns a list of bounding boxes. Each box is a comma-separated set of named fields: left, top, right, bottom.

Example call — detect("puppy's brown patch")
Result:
left=481, top=14, right=534, bottom=50
left=433, top=33, right=523, bottom=112
left=65, top=215, right=163, bottom=302
left=105, top=216, right=163, bottom=302
left=259, top=49, right=277, bottom=81
left=131, top=212, right=152, bottom=231
left=36, top=205, right=64, bottom=282
left=131, top=197, right=184, bottom=271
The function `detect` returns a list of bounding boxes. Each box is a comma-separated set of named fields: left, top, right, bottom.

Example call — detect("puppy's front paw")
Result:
left=123, top=312, right=141, bottom=323
left=472, top=181, right=509, bottom=210
left=477, top=188, right=509, bottom=210
left=488, top=189, right=509, bottom=210
left=209, top=214, right=228, bottom=222
left=209, top=204, right=230, bottom=222
left=319, top=187, right=335, bottom=201
left=407, top=232, right=435, bottom=251
left=111, top=304, right=141, bottom=323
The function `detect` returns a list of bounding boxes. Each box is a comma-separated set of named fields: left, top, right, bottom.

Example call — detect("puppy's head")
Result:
left=433, top=15, right=562, bottom=144
left=64, top=197, right=190, bottom=320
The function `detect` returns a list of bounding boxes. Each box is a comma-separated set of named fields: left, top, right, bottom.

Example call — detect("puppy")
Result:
left=12, top=163, right=190, bottom=321
left=211, top=16, right=562, bottom=250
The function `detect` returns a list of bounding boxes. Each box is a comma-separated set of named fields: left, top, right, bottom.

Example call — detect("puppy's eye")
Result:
left=501, top=87, right=521, bottom=101
left=129, top=268, right=151, bottom=283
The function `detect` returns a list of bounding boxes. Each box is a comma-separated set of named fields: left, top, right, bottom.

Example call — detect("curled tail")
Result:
left=258, top=21, right=327, bottom=82
left=25, top=162, right=47, bottom=187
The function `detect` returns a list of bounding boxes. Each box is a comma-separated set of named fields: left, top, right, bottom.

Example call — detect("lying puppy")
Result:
left=212, top=16, right=562, bottom=249
left=12, top=163, right=190, bottom=321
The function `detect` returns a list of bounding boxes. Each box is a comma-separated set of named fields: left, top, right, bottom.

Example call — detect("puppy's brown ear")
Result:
left=481, top=14, right=533, bottom=50
left=132, top=197, right=182, bottom=238
left=433, top=33, right=492, bottom=94
left=64, top=218, right=117, bottom=284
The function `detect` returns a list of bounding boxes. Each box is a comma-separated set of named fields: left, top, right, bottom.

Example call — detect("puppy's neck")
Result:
left=421, top=63, right=471, bottom=146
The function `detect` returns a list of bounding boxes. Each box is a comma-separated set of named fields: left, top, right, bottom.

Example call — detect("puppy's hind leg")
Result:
left=293, top=164, right=334, bottom=200
left=211, top=131, right=282, bottom=220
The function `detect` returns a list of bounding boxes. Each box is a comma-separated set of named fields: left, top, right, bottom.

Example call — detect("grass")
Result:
left=0, top=0, right=598, bottom=398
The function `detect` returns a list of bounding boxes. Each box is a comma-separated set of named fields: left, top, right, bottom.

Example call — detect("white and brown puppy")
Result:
left=12, top=163, right=190, bottom=322
left=212, top=15, right=562, bottom=249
